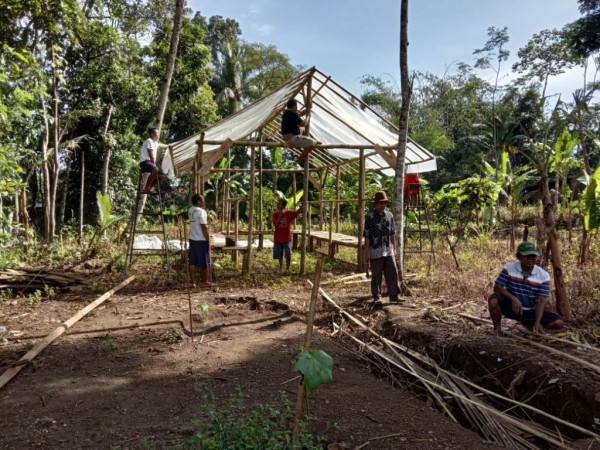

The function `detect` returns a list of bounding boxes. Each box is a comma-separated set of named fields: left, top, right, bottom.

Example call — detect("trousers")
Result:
left=370, top=255, right=400, bottom=302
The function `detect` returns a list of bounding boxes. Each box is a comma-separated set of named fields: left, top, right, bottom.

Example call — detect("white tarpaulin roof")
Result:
left=164, top=67, right=436, bottom=177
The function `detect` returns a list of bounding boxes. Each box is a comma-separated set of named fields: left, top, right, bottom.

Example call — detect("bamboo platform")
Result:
left=292, top=230, right=359, bottom=248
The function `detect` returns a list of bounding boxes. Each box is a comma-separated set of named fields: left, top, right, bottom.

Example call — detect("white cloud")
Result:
left=253, top=23, right=273, bottom=36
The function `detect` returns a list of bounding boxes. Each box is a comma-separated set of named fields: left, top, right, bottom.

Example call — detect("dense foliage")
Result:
left=0, top=0, right=598, bottom=262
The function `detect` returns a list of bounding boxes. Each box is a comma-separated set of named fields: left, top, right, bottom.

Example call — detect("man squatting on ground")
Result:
left=139, top=127, right=167, bottom=194
left=488, top=241, right=564, bottom=335
left=272, top=198, right=302, bottom=273
left=189, top=194, right=212, bottom=287
left=363, top=191, right=401, bottom=306
left=281, top=98, right=321, bottom=163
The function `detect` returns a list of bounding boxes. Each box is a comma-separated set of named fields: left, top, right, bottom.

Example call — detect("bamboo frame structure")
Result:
left=168, top=68, right=436, bottom=275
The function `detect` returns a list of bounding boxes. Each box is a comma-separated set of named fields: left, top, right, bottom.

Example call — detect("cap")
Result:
left=516, top=241, right=539, bottom=256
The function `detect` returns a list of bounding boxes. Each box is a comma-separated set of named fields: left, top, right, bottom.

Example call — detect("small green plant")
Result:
left=187, top=365, right=194, bottom=375
left=26, top=289, right=43, bottom=306
left=173, top=379, right=326, bottom=449
left=43, top=285, right=56, bottom=299
left=196, top=303, right=211, bottom=313
left=162, top=329, right=182, bottom=345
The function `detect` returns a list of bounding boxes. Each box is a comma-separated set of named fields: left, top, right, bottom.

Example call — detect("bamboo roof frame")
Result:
left=164, top=67, right=436, bottom=178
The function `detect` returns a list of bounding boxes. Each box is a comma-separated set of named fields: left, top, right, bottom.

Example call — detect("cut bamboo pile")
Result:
left=0, top=268, right=83, bottom=292
left=309, top=282, right=600, bottom=450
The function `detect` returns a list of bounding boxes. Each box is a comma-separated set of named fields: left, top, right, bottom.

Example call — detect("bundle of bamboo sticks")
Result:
left=0, top=268, right=83, bottom=292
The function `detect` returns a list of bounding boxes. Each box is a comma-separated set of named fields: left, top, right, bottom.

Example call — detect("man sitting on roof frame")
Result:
left=281, top=98, right=320, bottom=163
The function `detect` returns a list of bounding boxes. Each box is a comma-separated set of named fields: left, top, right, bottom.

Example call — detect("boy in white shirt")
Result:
left=140, top=127, right=167, bottom=194
left=189, top=194, right=211, bottom=287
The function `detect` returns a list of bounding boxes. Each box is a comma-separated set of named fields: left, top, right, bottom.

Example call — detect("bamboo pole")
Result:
left=226, top=200, right=231, bottom=236
left=319, top=171, right=325, bottom=231
left=0, top=276, right=136, bottom=390
left=192, top=139, right=400, bottom=150
left=210, top=168, right=304, bottom=173
left=293, top=257, right=323, bottom=438
left=516, top=327, right=600, bottom=355
left=245, top=146, right=256, bottom=275
left=258, top=137, right=264, bottom=250
left=234, top=199, right=239, bottom=264
left=336, top=165, right=341, bottom=233
left=357, top=149, right=366, bottom=271
left=198, top=132, right=205, bottom=195
left=328, top=201, right=334, bottom=257
left=301, top=156, right=309, bottom=275
left=221, top=172, right=226, bottom=231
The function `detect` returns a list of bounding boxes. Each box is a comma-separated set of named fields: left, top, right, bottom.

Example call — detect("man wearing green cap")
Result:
left=488, top=241, right=564, bottom=335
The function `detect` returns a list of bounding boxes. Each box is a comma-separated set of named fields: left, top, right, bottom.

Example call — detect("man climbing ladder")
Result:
left=140, top=127, right=167, bottom=194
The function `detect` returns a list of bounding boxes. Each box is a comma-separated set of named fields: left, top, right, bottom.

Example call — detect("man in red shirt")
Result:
left=272, top=198, right=302, bottom=273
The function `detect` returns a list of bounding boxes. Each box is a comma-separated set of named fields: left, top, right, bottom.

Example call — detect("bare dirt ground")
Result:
left=1, top=278, right=498, bottom=450
left=1, top=266, right=599, bottom=449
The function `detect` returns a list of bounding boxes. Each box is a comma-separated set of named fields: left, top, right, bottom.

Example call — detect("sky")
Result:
left=188, top=0, right=589, bottom=100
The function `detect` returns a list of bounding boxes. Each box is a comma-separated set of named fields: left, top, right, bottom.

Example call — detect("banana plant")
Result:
left=550, top=128, right=580, bottom=214
left=481, top=150, right=509, bottom=225
left=83, top=191, right=127, bottom=258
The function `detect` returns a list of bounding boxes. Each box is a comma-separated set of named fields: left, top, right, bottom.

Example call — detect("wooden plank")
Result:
left=0, top=276, right=136, bottom=390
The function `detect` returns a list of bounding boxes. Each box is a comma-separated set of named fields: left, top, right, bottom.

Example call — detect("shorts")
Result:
left=273, top=241, right=292, bottom=260
left=189, top=240, right=209, bottom=268
left=491, top=293, right=562, bottom=326
left=140, top=160, right=164, bottom=174
left=286, top=135, right=317, bottom=148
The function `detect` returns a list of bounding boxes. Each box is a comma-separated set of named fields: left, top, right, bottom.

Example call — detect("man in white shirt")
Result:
left=140, top=127, right=167, bottom=194
left=189, top=194, right=211, bottom=287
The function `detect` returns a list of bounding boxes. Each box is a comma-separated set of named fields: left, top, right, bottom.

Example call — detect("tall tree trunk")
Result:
left=541, top=172, right=572, bottom=320
left=393, top=0, right=411, bottom=286
left=40, top=97, right=52, bottom=242
left=49, top=44, right=60, bottom=240
left=101, top=104, right=114, bottom=196
left=79, top=149, right=85, bottom=245
left=58, top=157, right=70, bottom=226
left=154, top=0, right=185, bottom=133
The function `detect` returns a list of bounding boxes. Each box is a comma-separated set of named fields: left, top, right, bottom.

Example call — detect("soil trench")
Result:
left=381, top=304, right=600, bottom=443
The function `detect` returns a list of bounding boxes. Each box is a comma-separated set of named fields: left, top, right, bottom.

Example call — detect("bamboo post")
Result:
left=319, top=169, right=325, bottom=231
left=308, top=203, right=313, bottom=252
left=335, top=165, right=341, bottom=233
left=300, top=73, right=313, bottom=274
left=300, top=157, right=309, bottom=274
left=292, top=172, right=298, bottom=250
left=258, top=139, right=264, bottom=250
left=234, top=199, right=239, bottom=264
left=328, top=201, right=334, bottom=257
left=0, top=276, right=136, bottom=390
left=244, top=146, right=255, bottom=275
left=192, top=161, right=198, bottom=193
left=226, top=199, right=231, bottom=236
left=221, top=172, right=227, bottom=231
left=293, top=257, right=323, bottom=438
left=198, top=132, right=205, bottom=195
left=357, top=149, right=366, bottom=271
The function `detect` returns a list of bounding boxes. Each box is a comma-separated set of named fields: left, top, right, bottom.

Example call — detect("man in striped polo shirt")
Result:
left=488, top=241, right=564, bottom=336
